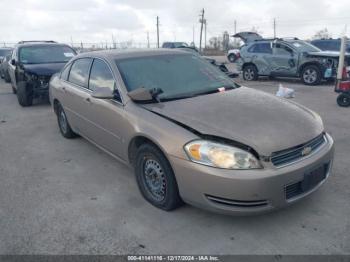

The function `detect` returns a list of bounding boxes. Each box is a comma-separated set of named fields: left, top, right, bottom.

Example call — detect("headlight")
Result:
left=184, top=140, right=262, bottom=169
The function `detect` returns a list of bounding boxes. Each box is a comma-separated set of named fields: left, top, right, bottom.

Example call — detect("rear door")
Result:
left=246, top=43, right=273, bottom=75
left=59, top=58, right=93, bottom=136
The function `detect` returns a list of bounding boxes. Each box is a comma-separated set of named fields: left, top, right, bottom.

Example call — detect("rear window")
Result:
left=248, top=43, right=272, bottom=54
left=19, top=45, right=76, bottom=64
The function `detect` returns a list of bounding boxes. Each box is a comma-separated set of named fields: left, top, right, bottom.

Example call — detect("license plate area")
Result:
left=285, top=162, right=329, bottom=200
left=301, top=165, right=327, bottom=191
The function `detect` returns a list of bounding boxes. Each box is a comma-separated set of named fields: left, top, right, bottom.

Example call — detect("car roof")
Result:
left=76, top=48, right=192, bottom=60
left=15, top=42, right=71, bottom=48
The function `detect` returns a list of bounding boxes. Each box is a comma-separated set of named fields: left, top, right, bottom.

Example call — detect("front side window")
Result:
left=116, top=54, right=237, bottom=101
left=61, top=63, right=72, bottom=81
left=19, top=45, right=76, bottom=64
left=274, top=44, right=293, bottom=56
left=89, top=59, right=115, bottom=92
left=68, top=58, right=92, bottom=88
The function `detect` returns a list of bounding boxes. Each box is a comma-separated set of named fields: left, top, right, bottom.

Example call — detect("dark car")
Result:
left=8, top=41, right=76, bottom=106
left=162, top=42, right=199, bottom=53
left=0, top=53, right=12, bottom=82
left=0, top=47, right=12, bottom=61
left=311, top=39, right=350, bottom=52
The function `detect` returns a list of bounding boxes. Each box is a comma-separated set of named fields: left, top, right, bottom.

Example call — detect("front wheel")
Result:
left=135, top=144, right=183, bottom=211
left=301, top=65, right=321, bottom=85
left=337, top=93, right=350, bottom=107
left=17, top=81, right=33, bottom=107
left=243, top=65, right=258, bottom=81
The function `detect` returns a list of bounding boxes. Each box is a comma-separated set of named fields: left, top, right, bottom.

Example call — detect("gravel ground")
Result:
left=0, top=61, right=349, bottom=254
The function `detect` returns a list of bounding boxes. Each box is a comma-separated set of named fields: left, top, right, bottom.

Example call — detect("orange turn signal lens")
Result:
left=188, top=144, right=201, bottom=160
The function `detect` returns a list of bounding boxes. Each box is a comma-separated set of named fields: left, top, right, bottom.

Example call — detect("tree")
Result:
left=313, top=28, right=332, bottom=40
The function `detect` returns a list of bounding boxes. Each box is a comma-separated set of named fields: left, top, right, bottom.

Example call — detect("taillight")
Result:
left=342, top=67, right=347, bottom=79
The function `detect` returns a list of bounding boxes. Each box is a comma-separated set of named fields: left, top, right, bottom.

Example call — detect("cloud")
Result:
left=0, top=0, right=349, bottom=46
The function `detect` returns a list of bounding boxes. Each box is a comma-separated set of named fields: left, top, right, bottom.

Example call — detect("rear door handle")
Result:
left=62, top=87, right=66, bottom=93
left=85, top=97, right=92, bottom=103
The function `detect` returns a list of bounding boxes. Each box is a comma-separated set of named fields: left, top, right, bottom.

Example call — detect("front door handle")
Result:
left=85, top=97, right=92, bottom=103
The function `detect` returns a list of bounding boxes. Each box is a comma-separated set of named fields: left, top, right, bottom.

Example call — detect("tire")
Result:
left=301, top=65, right=321, bottom=85
left=16, top=81, right=33, bottom=107
left=228, top=54, right=237, bottom=63
left=337, top=93, right=350, bottom=107
left=243, top=64, right=258, bottom=81
left=4, top=72, right=11, bottom=83
left=135, top=143, right=183, bottom=211
left=56, top=103, right=77, bottom=138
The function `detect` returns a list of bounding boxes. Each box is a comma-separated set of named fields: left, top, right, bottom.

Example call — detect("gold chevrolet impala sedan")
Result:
left=49, top=49, right=334, bottom=215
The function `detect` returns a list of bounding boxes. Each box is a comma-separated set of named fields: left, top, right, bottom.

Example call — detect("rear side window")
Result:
left=89, top=59, right=115, bottom=92
left=68, top=58, right=92, bottom=88
left=248, top=43, right=272, bottom=54
left=61, top=63, right=71, bottom=81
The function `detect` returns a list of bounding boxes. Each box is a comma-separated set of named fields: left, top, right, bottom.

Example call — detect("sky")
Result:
left=0, top=0, right=349, bottom=47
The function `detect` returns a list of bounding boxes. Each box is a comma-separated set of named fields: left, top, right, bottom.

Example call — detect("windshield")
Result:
left=116, top=54, right=238, bottom=101
left=289, top=41, right=321, bottom=52
left=0, top=49, right=12, bottom=57
left=19, top=45, right=76, bottom=64
left=174, top=42, right=188, bottom=47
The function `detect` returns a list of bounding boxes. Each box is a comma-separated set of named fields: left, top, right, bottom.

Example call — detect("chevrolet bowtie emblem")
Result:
left=301, top=146, right=312, bottom=156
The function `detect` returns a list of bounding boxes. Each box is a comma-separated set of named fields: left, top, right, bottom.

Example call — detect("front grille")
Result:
left=271, top=134, right=326, bottom=167
left=285, top=162, right=330, bottom=200
left=206, top=195, right=269, bottom=208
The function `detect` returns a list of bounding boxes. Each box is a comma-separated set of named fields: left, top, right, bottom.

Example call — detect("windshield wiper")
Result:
left=127, top=87, right=163, bottom=103
left=161, top=85, right=236, bottom=102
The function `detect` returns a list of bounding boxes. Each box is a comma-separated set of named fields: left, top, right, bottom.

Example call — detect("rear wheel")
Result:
left=135, top=143, right=183, bottom=211
left=228, top=54, right=237, bottom=63
left=301, top=65, right=321, bottom=85
left=16, top=81, right=33, bottom=107
left=337, top=93, right=350, bottom=107
left=57, top=103, right=77, bottom=138
left=243, top=64, right=258, bottom=81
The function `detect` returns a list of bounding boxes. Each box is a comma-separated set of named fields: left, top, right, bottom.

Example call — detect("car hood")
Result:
left=142, top=87, right=324, bottom=155
left=307, top=50, right=350, bottom=58
left=22, top=62, right=66, bottom=77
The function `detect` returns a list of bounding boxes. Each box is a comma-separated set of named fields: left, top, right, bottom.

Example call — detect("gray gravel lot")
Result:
left=0, top=61, right=349, bottom=254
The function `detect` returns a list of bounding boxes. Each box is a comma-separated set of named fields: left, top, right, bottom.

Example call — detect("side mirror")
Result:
left=11, top=59, right=16, bottom=66
left=91, top=87, right=115, bottom=99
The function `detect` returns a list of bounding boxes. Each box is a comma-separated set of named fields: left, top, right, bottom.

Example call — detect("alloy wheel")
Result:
left=303, top=69, right=317, bottom=84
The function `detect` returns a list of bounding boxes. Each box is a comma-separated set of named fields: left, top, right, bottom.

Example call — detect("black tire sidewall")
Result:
left=57, top=103, right=76, bottom=138
left=302, top=65, right=321, bottom=86
left=17, top=81, right=33, bottom=106
left=243, top=65, right=258, bottom=81
left=135, top=144, right=182, bottom=211
left=337, top=93, right=350, bottom=107
left=228, top=54, right=236, bottom=63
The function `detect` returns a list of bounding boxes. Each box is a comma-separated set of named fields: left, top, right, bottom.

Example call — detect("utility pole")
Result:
left=147, top=31, right=150, bottom=48
left=192, top=25, right=195, bottom=45
left=199, top=8, right=205, bottom=53
left=70, top=36, right=74, bottom=47
left=234, top=20, right=237, bottom=47
left=156, top=16, right=160, bottom=48
left=204, top=20, right=207, bottom=48
left=273, top=18, right=276, bottom=38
